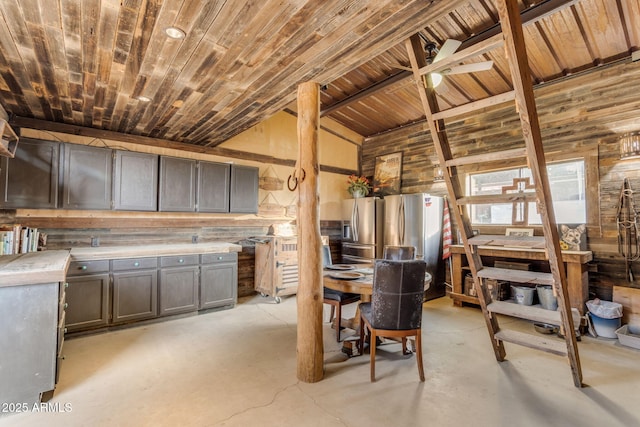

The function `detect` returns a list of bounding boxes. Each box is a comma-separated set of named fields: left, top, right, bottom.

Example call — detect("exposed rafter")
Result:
left=321, top=0, right=581, bottom=119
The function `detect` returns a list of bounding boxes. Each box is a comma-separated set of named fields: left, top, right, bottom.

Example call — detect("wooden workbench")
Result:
left=449, top=244, right=592, bottom=314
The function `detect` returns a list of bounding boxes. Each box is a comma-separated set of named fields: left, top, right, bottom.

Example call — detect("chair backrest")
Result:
left=383, top=245, right=416, bottom=260
left=370, top=259, right=426, bottom=330
left=322, top=245, right=332, bottom=267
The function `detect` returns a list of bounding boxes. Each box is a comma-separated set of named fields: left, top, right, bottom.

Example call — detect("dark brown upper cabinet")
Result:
left=230, top=165, right=258, bottom=213
left=0, top=138, right=59, bottom=209
left=197, top=161, right=230, bottom=213
left=62, top=144, right=113, bottom=210
left=159, top=156, right=197, bottom=212
left=113, top=151, right=158, bottom=211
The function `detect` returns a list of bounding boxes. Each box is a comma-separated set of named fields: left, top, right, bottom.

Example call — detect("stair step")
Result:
left=445, top=147, right=526, bottom=168
left=467, top=234, right=547, bottom=249
left=494, top=329, right=567, bottom=356
left=477, top=267, right=553, bottom=285
left=456, top=193, right=537, bottom=205
left=487, top=300, right=582, bottom=326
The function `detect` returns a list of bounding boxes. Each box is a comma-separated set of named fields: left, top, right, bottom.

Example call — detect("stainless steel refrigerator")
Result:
left=384, top=193, right=445, bottom=300
left=341, top=197, right=384, bottom=264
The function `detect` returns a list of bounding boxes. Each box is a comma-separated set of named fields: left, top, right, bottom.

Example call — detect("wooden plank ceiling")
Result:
left=0, top=0, right=637, bottom=147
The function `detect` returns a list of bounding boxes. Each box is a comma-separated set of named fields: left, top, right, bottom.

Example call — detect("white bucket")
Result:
left=511, top=285, right=535, bottom=305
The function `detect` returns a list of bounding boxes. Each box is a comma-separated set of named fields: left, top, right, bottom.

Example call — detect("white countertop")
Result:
left=0, top=250, right=71, bottom=287
left=70, top=242, right=242, bottom=261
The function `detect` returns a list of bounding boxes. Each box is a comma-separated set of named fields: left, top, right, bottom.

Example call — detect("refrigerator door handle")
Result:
left=399, top=198, right=405, bottom=245
left=352, top=201, right=359, bottom=242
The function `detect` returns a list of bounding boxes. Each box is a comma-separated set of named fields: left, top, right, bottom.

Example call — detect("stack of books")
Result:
left=0, top=224, right=40, bottom=255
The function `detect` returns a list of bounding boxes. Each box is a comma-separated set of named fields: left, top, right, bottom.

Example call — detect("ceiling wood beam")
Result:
left=320, top=72, right=408, bottom=117
left=322, top=0, right=579, bottom=116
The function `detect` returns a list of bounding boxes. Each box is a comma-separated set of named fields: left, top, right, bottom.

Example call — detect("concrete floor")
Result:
left=2, top=295, right=640, bottom=427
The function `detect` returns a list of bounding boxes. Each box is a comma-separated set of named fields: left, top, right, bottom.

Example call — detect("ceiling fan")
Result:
left=423, top=38, right=494, bottom=88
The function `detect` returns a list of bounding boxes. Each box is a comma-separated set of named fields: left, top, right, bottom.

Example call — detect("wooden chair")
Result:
left=322, top=245, right=360, bottom=341
left=359, top=259, right=427, bottom=381
left=383, top=245, right=415, bottom=260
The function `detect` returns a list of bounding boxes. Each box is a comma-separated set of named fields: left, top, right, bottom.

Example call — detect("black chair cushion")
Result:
left=323, top=287, right=359, bottom=302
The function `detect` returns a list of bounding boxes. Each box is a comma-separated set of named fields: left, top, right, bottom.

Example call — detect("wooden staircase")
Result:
left=405, top=0, right=582, bottom=387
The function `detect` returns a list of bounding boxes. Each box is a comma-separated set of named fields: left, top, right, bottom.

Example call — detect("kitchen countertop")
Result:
left=0, top=250, right=71, bottom=287
left=70, top=242, right=242, bottom=261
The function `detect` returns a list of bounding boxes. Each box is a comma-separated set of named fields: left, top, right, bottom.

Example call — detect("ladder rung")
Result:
left=477, top=267, right=553, bottom=285
left=487, top=300, right=581, bottom=326
left=494, top=329, right=567, bottom=356
left=456, top=193, right=537, bottom=205
left=445, top=148, right=527, bottom=168
left=467, top=234, right=547, bottom=248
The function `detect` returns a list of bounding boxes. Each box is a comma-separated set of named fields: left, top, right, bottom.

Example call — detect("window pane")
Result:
left=469, top=169, right=519, bottom=224
left=468, top=160, right=586, bottom=225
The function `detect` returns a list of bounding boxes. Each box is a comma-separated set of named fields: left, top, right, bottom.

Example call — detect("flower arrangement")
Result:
left=347, top=175, right=371, bottom=197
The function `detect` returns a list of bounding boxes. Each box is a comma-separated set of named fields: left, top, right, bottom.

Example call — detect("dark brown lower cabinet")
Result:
left=66, top=273, right=110, bottom=332
left=159, top=255, right=199, bottom=316
left=112, top=258, right=158, bottom=323
left=65, top=260, right=110, bottom=332
left=200, top=253, right=238, bottom=310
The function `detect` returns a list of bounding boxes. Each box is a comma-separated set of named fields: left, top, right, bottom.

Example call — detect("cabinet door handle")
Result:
left=134, top=262, right=140, bottom=267
left=217, top=256, right=223, bottom=260
left=178, top=258, right=184, bottom=263
left=64, top=303, right=68, bottom=309
left=65, top=282, right=69, bottom=288
left=81, top=265, right=87, bottom=270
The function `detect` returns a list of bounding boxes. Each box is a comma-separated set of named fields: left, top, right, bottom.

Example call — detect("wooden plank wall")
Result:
left=362, top=60, right=640, bottom=300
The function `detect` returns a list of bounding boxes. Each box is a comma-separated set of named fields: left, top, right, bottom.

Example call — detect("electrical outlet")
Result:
left=192, top=235, right=198, bottom=244
left=91, top=237, right=100, bottom=247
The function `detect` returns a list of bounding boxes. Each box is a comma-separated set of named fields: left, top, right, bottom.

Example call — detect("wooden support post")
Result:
left=296, top=81, right=324, bottom=383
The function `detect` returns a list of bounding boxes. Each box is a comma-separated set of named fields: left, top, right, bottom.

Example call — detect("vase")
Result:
left=350, top=189, right=366, bottom=198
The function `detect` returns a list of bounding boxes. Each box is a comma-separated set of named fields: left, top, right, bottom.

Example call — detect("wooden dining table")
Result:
left=323, top=265, right=432, bottom=299
left=323, top=265, right=432, bottom=354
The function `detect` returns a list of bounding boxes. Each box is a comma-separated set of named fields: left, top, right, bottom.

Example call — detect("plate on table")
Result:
left=325, top=264, right=355, bottom=271
left=328, top=271, right=364, bottom=280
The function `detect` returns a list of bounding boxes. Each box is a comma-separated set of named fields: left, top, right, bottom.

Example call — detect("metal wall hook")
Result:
left=287, top=168, right=306, bottom=191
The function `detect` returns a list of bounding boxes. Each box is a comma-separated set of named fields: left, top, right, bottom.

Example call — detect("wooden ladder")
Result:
left=405, top=0, right=582, bottom=387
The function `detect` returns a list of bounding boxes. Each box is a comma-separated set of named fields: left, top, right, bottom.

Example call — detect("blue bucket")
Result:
left=590, top=313, right=621, bottom=339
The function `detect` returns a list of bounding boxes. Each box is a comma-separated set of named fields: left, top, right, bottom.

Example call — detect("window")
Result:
left=468, top=160, right=586, bottom=225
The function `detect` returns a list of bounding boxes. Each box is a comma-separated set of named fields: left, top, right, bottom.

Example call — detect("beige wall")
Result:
left=221, top=110, right=360, bottom=221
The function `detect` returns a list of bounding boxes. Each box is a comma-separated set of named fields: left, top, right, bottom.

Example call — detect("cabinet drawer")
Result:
left=160, top=254, right=199, bottom=268
left=112, top=257, right=158, bottom=271
left=201, top=252, right=238, bottom=264
left=68, top=260, right=110, bottom=275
